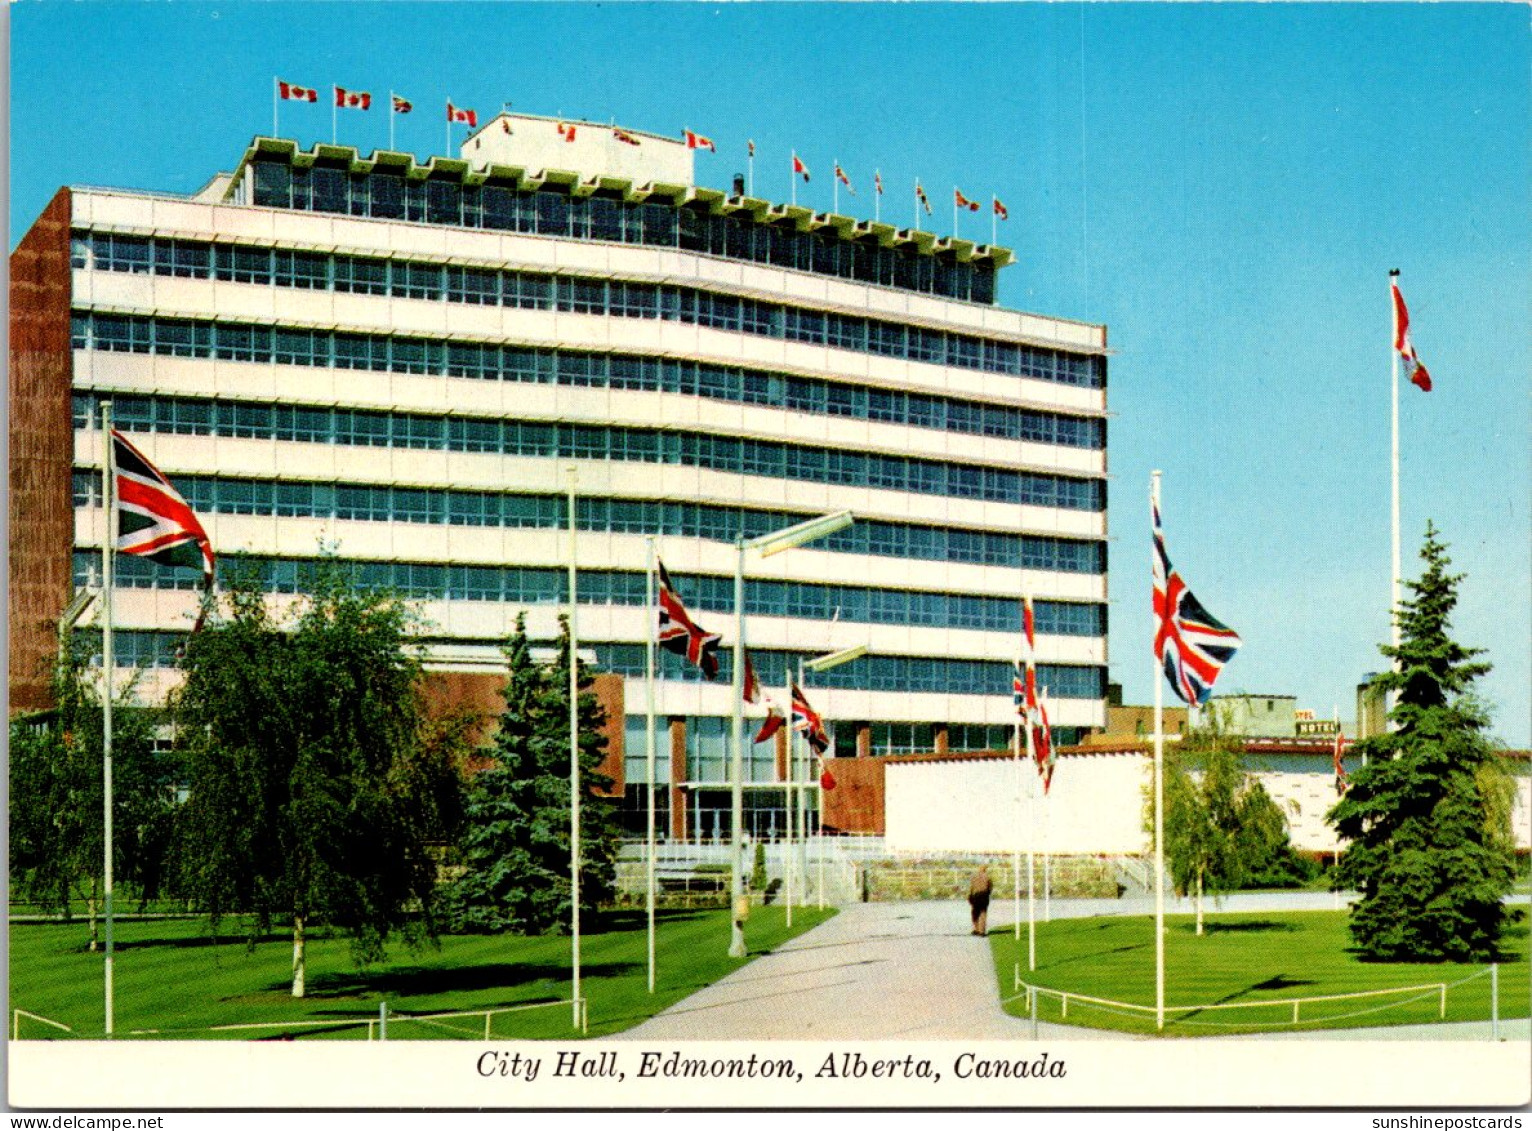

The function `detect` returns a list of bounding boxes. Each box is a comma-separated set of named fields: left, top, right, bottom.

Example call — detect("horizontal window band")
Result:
left=71, top=471, right=1108, bottom=574
left=75, top=549, right=1108, bottom=638
left=72, top=391, right=1108, bottom=512
left=66, top=299, right=1105, bottom=446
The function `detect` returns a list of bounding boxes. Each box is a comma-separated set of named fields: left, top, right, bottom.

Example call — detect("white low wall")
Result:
left=885, top=751, right=1532, bottom=856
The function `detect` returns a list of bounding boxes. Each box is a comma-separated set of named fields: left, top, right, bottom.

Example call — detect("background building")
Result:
left=9, top=113, right=1111, bottom=842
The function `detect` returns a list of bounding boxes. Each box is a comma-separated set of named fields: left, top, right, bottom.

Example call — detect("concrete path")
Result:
left=617, top=894, right=1530, bottom=1043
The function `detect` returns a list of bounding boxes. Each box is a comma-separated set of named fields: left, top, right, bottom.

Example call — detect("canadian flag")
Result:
left=683, top=129, right=716, bottom=152
left=993, top=197, right=1009, bottom=220
left=1391, top=276, right=1433, bottom=392
left=278, top=81, right=318, bottom=103
left=792, top=153, right=810, bottom=182
left=557, top=121, right=577, bottom=143
left=335, top=87, right=371, bottom=110
left=954, top=188, right=980, bottom=212
left=447, top=101, right=477, bottom=127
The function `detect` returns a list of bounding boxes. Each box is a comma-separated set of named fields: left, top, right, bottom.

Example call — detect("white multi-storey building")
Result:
left=10, top=114, right=1110, bottom=841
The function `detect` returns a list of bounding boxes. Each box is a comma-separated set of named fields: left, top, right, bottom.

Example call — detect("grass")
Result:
left=10, top=905, right=834, bottom=1041
left=991, top=909, right=1530, bottom=1037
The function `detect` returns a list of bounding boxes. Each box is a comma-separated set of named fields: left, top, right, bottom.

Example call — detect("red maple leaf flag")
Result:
left=1391, top=275, right=1433, bottom=392
left=447, top=101, right=477, bottom=127
left=558, top=121, right=578, bottom=143
left=993, top=197, right=1009, bottom=220
left=954, top=188, right=981, bottom=212
left=684, top=129, right=716, bottom=152
left=792, top=153, right=810, bottom=182
left=334, top=87, right=372, bottom=110
left=391, top=94, right=413, bottom=114
left=1333, top=729, right=1350, bottom=794
left=278, top=80, right=318, bottom=103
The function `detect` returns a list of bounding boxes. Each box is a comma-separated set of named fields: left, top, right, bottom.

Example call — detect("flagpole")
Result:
left=748, top=143, right=755, bottom=197
left=729, top=539, right=747, bottom=958
left=874, top=170, right=881, bottom=224
left=645, top=535, right=657, bottom=993
left=1388, top=269, right=1402, bottom=727
left=991, top=198, right=998, bottom=247
left=567, top=466, right=582, bottom=1028
left=1013, top=654, right=1023, bottom=944
left=100, top=402, right=116, bottom=1039
left=1024, top=639, right=1037, bottom=971
left=832, top=158, right=839, bottom=215
left=331, top=87, right=338, bottom=146
left=790, top=152, right=798, bottom=209
left=952, top=188, right=959, bottom=240
left=783, top=663, right=794, bottom=928
left=389, top=90, right=396, bottom=151
left=1152, top=470, right=1166, bottom=1033
left=446, top=102, right=452, bottom=160
left=1042, top=685, right=1052, bottom=922
left=913, top=182, right=920, bottom=232
left=273, top=77, right=279, bottom=138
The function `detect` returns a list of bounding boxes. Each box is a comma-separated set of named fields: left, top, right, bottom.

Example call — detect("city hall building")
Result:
left=10, top=114, right=1110, bottom=842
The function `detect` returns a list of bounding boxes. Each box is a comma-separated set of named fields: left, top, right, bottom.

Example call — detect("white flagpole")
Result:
left=273, top=78, right=279, bottom=138
left=645, top=535, right=657, bottom=993
left=1024, top=651, right=1037, bottom=970
left=748, top=143, right=755, bottom=197
left=874, top=170, right=881, bottom=224
left=1012, top=655, right=1023, bottom=943
left=445, top=102, right=452, bottom=160
left=952, top=188, right=959, bottom=239
left=331, top=87, right=338, bottom=146
left=729, top=541, right=747, bottom=957
left=991, top=198, right=998, bottom=247
left=913, top=183, right=920, bottom=232
left=832, top=159, right=839, bottom=215
left=567, top=467, right=582, bottom=1027
left=101, top=402, right=117, bottom=1038
left=783, top=664, right=794, bottom=927
left=790, top=152, right=798, bottom=209
left=1388, top=269, right=1402, bottom=728
left=1152, top=470, right=1166, bottom=1033
left=389, top=91, right=396, bottom=151
left=1042, top=685, right=1052, bottom=922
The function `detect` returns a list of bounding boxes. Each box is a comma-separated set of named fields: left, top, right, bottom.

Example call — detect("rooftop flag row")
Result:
left=273, top=78, right=1011, bottom=243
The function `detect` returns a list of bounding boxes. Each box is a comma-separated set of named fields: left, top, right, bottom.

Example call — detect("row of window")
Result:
left=247, top=158, right=1000, bottom=304
left=81, top=551, right=1106, bottom=637
left=69, top=307, right=1103, bottom=448
left=72, top=471, right=1108, bottom=575
left=107, top=630, right=1106, bottom=700
left=76, top=393, right=1108, bottom=512
left=74, top=230, right=1099, bottom=389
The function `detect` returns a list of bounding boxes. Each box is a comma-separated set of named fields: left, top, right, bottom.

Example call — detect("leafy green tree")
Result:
left=1329, top=525, right=1516, bottom=961
left=172, top=572, right=464, bottom=996
left=447, top=615, right=621, bottom=934
left=9, top=636, right=175, bottom=943
left=1151, top=716, right=1309, bottom=934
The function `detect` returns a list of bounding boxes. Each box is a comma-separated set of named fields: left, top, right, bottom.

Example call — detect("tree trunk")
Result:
left=87, top=879, right=99, bottom=953
left=1195, top=869, right=1205, bottom=936
left=292, top=915, right=306, bottom=998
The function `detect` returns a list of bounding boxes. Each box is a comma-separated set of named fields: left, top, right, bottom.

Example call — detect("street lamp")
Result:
left=729, top=510, right=854, bottom=958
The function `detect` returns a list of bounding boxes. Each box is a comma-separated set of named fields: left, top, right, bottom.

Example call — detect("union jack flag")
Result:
left=1152, top=498, right=1241, bottom=706
left=791, top=682, right=830, bottom=755
left=656, top=561, right=721, bottom=679
left=112, top=429, right=215, bottom=627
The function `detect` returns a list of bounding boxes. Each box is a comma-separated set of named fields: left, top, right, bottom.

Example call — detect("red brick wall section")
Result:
left=419, top=668, right=624, bottom=798
left=9, top=189, right=74, bottom=716
left=820, top=756, right=885, bottom=835
left=669, top=718, right=687, bottom=839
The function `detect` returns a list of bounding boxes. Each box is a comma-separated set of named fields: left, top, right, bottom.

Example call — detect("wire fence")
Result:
left=1009, top=964, right=1503, bottom=1035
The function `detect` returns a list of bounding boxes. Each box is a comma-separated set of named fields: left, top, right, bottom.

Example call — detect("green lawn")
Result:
left=991, top=909, right=1529, bottom=1037
left=10, top=905, right=834, bottom=1040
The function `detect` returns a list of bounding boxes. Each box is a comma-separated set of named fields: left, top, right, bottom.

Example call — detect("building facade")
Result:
left=9, top=114, right=1111, bottom=842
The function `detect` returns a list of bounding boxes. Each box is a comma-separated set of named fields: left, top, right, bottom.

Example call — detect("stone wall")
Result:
left=861, top=854, right=1123, bottom=902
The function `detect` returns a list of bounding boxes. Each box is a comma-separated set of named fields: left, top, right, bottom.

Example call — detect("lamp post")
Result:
left=729, top=511, right=854, bottom=958
left=801, top=644, right=867, bottom=910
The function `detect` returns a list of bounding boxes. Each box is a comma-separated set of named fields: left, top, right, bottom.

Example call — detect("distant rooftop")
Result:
left=463, top=112, right=696, bottom=187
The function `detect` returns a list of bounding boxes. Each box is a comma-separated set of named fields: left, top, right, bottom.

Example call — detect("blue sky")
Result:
left=11, top=3, right=1529, bottom=744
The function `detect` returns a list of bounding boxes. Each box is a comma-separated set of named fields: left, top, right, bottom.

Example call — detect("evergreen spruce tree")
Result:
left=448, top=615, right=622, bottom=934
left=1329, top=524, right=1515, bottom=961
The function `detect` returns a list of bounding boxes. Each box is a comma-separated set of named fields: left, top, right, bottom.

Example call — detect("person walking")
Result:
left=968, top=864, right=993, bottom=936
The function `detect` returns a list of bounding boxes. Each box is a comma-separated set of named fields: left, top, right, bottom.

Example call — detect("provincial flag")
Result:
left=835, top=163, right=855, bottom=194
left=1391, top=276, right=1433, bottom=392
left=684, top=129, right=716, bottom=152
left=1333, top=729, right=1350, bottom=794
left=656, top=560, right=722, bottom=679
left=875, top=170, right=884, bottom=196
left=954, top=188, right=980, bottom=212
left=792, top=153, right=810, bottom=182
left=447, top=101, right=477, bottom=127
left=391, top=94, right=413, bottom=114
left=613, top=127, right=641, bottom=147
left=993, top=197, right=1009, bottom=220
left=278, top=80, right=318, bottom=103
left=1152, top=497, right=1242, bottom=706
left=791, top=682, right=830, bottom=755
left=915, top=181, right=932, bottom=215
left=112, top=429, right=216, bottom=626
left=748, top=139, right=756, bottom=158
left=334, top=86, right=371, bottom=110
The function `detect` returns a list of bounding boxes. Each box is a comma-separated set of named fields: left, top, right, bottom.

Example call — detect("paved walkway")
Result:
left=617, top=895, right=1530, bottom=1043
